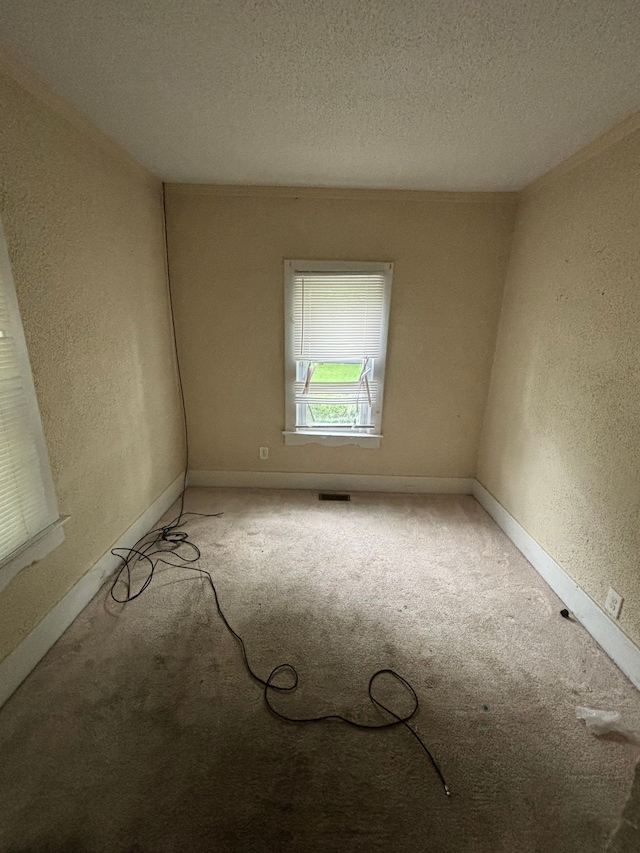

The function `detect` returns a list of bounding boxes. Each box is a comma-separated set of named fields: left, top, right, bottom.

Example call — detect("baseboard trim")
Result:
left=0, top=472, right=185, bottom=709
left=6, top=471, right=634, bottom=707
left=188, top=469, right=474, bottom=494
left=473, top=480, right=640, bottom=691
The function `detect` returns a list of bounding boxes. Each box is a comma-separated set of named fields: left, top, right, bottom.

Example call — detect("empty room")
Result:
left=0, top=2, right=639, bottom=851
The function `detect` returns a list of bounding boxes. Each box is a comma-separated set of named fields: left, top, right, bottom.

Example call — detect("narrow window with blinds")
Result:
left=0, top=216, right=63, bottom=592
left=284, top=260, right=392, bottom=447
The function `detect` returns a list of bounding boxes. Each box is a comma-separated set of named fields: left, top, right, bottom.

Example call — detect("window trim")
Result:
left=0, top=517, right=68, bottom=595
left=283, top=259, right=392, bottom=448
left=0, top=216, right=65, bottom=593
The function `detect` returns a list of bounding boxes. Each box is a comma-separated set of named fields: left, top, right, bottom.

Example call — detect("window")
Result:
left=284, top=260, right=392, bottom=447
left=0, top=216, right=64, bottom=593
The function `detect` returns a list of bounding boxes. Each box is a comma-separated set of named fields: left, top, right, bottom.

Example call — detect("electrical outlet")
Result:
left=605, top=587, right=623, bottom=619
left=259, top=446, right=269, bottom=460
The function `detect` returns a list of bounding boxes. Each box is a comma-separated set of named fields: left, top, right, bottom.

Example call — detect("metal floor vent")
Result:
left=319, top=492, right=351, bottom=501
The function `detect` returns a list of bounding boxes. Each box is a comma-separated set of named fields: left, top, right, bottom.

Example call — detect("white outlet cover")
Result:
left=259, top=447, right=269, bottom=460
left=605, top=587, right=623, bottom=619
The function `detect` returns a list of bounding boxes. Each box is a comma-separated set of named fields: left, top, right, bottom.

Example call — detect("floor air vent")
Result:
left=319, top=493, right=351, bottom=501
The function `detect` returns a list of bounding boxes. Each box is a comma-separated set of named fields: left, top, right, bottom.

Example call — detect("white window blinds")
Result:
left=293, top=271, right=387, bottom=361
left=0, top=225, right=57, bottom=565
left=284, top=260, right=392, bottom=446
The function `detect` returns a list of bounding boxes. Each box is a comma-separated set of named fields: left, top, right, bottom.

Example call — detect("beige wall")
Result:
left=165, top=186, right=516, bottom=479
left=478, top=123, right=640, bottom=644
left=0, top=65, right=183, bottom=662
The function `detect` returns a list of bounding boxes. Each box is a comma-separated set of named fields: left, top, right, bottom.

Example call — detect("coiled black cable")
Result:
left=110, top=509, right=450, bottom=796
left=109, top=185, right=449, bottom=796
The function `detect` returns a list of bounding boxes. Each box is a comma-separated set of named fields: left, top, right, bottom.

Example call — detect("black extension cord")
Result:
left=109, top=507, right=450, bottom=796
left=108, top=185, right=450, bottom=798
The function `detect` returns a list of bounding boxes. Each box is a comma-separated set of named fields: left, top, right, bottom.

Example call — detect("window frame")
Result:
left=0, top=216, right=65, bottom=594
left=283, top=259, right=393, bottom=448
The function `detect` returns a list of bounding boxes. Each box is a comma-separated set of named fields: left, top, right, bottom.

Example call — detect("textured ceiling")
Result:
left=0, top=0, right=639, bottom=190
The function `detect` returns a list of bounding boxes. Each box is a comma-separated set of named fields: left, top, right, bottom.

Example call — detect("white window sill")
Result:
left=0, top=516, right=69, bottom=595
left=283, top=431, right=381, bottom=448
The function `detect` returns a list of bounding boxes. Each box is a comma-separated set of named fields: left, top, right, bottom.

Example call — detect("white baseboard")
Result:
left=0, top=472, right=185, bottom=709
left=473, top=480, right=640, bottom=691
left=7, top=471, right=634, bottom=709
left=188, top=469, right=474, bottom=494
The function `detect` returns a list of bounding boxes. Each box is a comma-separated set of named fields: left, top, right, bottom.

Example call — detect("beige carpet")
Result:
left=0, top=488, right=639, bottom=853
left=607, top=758, right=640, bottom=852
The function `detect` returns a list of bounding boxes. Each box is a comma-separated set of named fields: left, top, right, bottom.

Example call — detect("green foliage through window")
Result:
left=311, top=362, right=362, bottom=382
